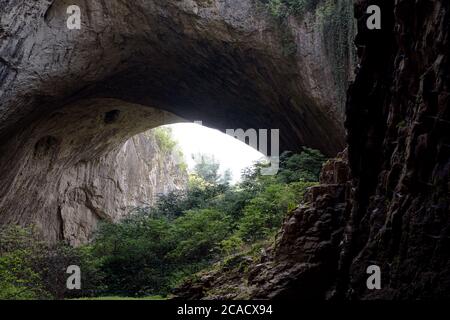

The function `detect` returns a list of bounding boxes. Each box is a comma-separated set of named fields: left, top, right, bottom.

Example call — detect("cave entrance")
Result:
left=80, top=121, right=325, bottom=299
left=0, top=0, right=356, bottom=299
left=0, top=0, right=355, bottom=248
left=163, top=122, right=266, bottom=184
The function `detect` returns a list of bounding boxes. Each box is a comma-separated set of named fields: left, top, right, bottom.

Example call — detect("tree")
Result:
left=0, top=225, right=103, bottom=300
left=277, top=148, right=326, bottom=183
left=219, top=168, right=233, bottom=186
left=92, top=217, right=173, bottom=296
left=153, top=127, right=177, bottom=153
left=192, top=153, right=221, bottom=184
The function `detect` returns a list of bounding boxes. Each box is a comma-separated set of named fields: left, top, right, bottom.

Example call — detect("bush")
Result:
left=0, top=149, right=326, bottom=299
left=0, top=225, right=104, bottom=300
left=237, top=182, right=300, bottom=242
left=169, top=209, right=230, bottom=263
left=92, top=217, right=173, bottom=296
left=277, top=149, right=326, bottom=183
left=153, top=127, right=177, bottom=153
left=0, top=250, right=49, bottom=300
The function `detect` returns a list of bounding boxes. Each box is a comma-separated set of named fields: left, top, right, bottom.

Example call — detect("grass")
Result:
left=73, top=295, right=167, bottom=300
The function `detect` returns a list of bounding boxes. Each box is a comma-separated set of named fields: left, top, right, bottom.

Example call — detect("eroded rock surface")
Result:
left=343, top=0, right=450, bottom=299
left=0, top=1, right=355, bottom=243
left=58, top=130, right=187, bottom=246
left=0, top=98, right=187, bottom=244
left=174, top=0, right=450, bottom=300
left=0, top=0, right=354, bottom=154
left=174, top=151, right=351, bottom=299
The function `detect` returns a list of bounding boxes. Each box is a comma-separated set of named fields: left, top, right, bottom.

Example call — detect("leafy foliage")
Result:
left=277, top=149, right=326, bottom=183
left=87, top=148, right=325, bottom=296
left=0, top=226, right=102, bottom=300
left=0, top=148, right=326, bottom=299
left=153, top=127, right=177, bottom=153
left=192, top=153, right=221, bottom=184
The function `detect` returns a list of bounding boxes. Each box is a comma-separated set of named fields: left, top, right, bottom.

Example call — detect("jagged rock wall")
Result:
left=343, top=0, right=450, bottom=299
left=174, top=0, right=450, bottom=300
left=59, top=130, right=187, bottom=246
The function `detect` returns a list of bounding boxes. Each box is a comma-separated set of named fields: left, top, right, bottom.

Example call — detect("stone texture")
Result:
left=58, top=130, right=187, bottom=246
left=0, top=98, right=187, bottom=244
left=0, top=0, right=354, bottom=155
left=343, top=0, right=450, bottom=299
left=0, top=1, right=355, bottom=243
left=174, top=0, right=450, bottom=300
left=174, top=151, right=351, bottom=300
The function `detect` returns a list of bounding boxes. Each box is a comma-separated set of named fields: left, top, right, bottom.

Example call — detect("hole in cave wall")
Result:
left=33, top=136, right=60, bottom=159
left=104, top=110, right=121, bottom=124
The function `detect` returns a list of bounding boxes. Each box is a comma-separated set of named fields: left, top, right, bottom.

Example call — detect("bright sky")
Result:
left=165, top=123, right=265, bottom=183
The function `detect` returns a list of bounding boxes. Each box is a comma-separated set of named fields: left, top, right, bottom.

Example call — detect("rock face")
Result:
left=173, top=151, right=351, bottom=299
left=0, top=98, right=188, bottom=244
left=0, top=0, right=354, bottom=154
left=343, top=0, right=450, bottom=299
left=174, top=0, right=450, bottom=300
left=0, top=1, right=355, bottom=243
left=59, top=130, right=187, bottom=246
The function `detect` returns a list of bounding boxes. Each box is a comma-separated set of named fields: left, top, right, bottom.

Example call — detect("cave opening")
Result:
left=55, top=121, right=328, bottom=298
left=0, top=0, right=361, bottom=301
left=0, top=0, right=448, bottom=302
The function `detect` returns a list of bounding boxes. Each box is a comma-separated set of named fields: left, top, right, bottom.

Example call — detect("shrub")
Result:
left=0, top=149, right=327, bottom=299
left=0, top=225, right=104, bottom=300
left=153, top=127, right=177, bottom=153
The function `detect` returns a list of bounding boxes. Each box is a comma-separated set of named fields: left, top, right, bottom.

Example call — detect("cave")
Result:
left=0, top=0, right=449, bottom=300
left=0, top=0, right=353, bottom=242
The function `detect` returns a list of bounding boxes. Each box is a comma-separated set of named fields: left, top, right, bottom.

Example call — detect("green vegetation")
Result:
left=154, top=127, right=178, bottom=154
left=0, top=148, right=326, bottom=300
left=73, top=295, right=166, bottom=300
left=0, top=226, right=102, bottom=300
left=257, top=1, right=324, bottom=56
left=192, top=153, right=221, bottom=184
left=152, top=126, right=188, bottom=174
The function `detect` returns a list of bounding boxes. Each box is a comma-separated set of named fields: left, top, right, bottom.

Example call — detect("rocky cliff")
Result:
left=344, top=0, right=450, bottom=299
left=58, top=129, right=188, bottom=246
left=0, top=0, right=355, bottom=244
left=175, top=0, right=450, bottom=300
left=0, top=98, right=188, bottom=244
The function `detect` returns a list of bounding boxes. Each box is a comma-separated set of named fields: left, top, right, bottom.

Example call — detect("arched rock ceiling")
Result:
left=0, top=0, right=355, bottom=242
left=0, top=0, right=352, bottom=156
